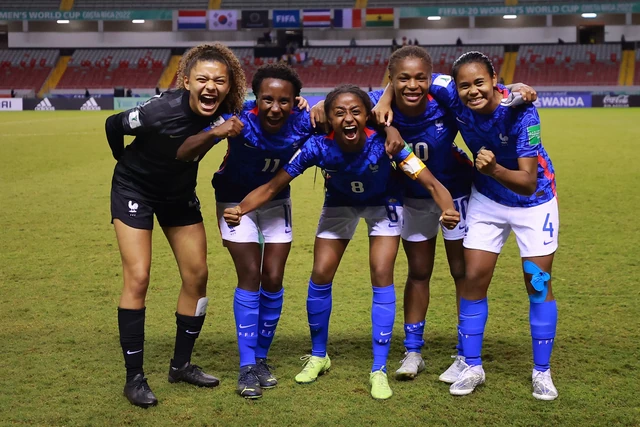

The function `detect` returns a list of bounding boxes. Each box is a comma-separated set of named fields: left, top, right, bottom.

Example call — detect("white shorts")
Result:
left=401, top=195, right=470, bottom=242
left=217, top=198, right=293, bottom=244
left=316, top=205, right=403, bottom=239
left=463, top=189, right=559, bottom=257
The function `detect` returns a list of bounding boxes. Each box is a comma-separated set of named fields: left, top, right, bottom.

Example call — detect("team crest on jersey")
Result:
left=369, top=164, right=379, bottom=173
left=435, top=120, right=444, bottom=132
left=499, top=133, right=509, bottom=145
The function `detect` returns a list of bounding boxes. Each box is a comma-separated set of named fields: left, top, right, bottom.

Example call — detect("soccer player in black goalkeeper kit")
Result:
left=104, top=43, right=245, bottom=408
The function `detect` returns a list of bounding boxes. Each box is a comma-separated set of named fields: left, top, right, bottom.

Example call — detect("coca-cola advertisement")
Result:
left=593, top=94, right=640, bottom=108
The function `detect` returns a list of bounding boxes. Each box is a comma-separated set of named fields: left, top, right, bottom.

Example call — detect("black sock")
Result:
left=118, top=307, right=146, bottom=383
left=172, top=312, right=205, bottom=368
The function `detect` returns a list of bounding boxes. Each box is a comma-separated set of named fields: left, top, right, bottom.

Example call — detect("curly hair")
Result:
left=388, top=45, right=433, bottom=76
left=175, top=43, right=246, bottom=114
left=251, top=63, right=303, bottom=98
left=452, top=51, right=495, bottom=81
left=324, top=84, right=373, bottom=118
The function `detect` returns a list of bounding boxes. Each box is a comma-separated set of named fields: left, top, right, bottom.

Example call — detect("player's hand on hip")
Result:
left=384, top=126, right=404, bottom=159
left=211, top=116, right=244, bottom=139
left=371, top=104, right=394, bottom=127
left=440, top=209, right=460, bottom=230
left=223, top=206, right=242, bottom=227
left=475, top=148, right=497, bottom=176
left=296, top=96, right=310, bottom=112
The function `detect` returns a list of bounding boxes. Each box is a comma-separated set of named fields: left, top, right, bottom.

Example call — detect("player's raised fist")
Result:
left=440, top=209, right=460, bottom=230
left=211, top=116, right=244, bottom=139
left=476, top=149, right=497, bottom=176
left=223, top=206, right=242, bottom=227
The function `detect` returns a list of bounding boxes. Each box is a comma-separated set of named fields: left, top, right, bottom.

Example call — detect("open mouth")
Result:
left=403, top=92, right=423, bottom=103
left=199, top=93, right=218, bottom=111
left=265, top=116, right=283, bottom=127
left=343, top=125, right=358, bottom=141
left=467, top=97, right=484, bottom=107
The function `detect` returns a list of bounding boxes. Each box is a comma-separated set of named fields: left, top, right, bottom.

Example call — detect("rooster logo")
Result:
left=128, top=201, right=139, bottom=213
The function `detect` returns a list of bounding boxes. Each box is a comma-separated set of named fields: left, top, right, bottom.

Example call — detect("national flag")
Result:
left=333, top=8, right=362, bottom=29
left=365, top=8, right=394, bottom=28
left=177, top=10, right=207, bottom=30
left=302, top=9, right=331, bottom=28
left=208, top=10, right=238, bottom=30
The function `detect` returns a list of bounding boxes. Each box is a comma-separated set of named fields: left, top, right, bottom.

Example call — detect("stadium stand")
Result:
left=73, top=0, right=208, bottom=9
left=635, top=48, right=640, bottom=85
left=513, top=44, right=621, bottom=86
left=0, top=49, right=58, bottom=91
left=56, top=49, right=170, bottom=89
left=0, top=0, right=60, bottom=9
left=426, top=45, right=504, bottom=76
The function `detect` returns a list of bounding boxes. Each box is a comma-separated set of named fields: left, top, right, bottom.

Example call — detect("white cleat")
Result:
left=532, top=369, right=558, bottom=401
left=395, top=352, right=425, bottom=381
left=449, top=364, right=485, bottom=396
left=439, top=355, right=467, bottom=384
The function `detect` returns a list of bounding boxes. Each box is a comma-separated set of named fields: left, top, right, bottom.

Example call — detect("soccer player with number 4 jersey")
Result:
left=429, top=52, right=559, bottom=400
left=223, top=84, right=460, bottom=400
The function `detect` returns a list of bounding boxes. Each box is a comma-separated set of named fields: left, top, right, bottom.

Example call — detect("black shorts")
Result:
left=111, top=187, right=203, bottom=230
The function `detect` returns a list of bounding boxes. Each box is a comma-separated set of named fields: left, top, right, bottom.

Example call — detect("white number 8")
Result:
left=351, top=181, right=364, bottom=193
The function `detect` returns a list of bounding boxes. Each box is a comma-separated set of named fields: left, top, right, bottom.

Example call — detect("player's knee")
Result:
left=182, top=263, right=208, bottom=290
left=261, top=271, right=284, bottom=291
left=449, top=263, right=465, bottom=283
left=124, top=266, right=150, bottom=293
left=407, top=267, right=432, bottom=284
left=371, top=264, right=393, bottom=285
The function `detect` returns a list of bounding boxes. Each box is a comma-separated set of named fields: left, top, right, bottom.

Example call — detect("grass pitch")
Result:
left=0, top=109, right=639, bottom=426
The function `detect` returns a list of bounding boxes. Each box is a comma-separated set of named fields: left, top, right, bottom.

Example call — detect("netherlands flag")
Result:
left=302, top=9, right=331, bottom=28
left=177, top=10, right=207, bottom=30
left=333, top=8, right=362, bottom=29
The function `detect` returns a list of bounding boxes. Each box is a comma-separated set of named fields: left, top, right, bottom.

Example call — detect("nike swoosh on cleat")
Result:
left=186, top=330, right=200, bottom=334
left=126, top=349, right=142, bottom=355
left=264, top=322, right=278, bottom=328
left=239, top=324, right=256, bottom=329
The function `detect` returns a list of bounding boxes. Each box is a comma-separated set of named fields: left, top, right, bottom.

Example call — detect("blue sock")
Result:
left=403, top=321, right=425, bottom=354
left=307, top=280, right=332, bottom=358
left=255, top=287, right=284, bottom=360
left=372, top=285, right=396, bottom=373
left=233, top=288, right=260, bottom=367
left=456, top=324, right=463, bottom=357
left=530, top=300, right=557, bottom=372
left=459, top=298, right=488, bottom=367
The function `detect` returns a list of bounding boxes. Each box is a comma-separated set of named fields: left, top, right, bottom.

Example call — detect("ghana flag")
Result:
left=365, top=8, right=393, bottom=28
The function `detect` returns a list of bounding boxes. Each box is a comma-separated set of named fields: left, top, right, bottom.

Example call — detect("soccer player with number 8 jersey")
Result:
left=223, top=84, right=460, bottom=400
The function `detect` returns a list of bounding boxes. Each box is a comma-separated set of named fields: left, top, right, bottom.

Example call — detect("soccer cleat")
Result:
left=395, top=352, right=425, bottom=381
left=255, top=358, right=278, bottom=389
left=449, top=364, right=485, bottom=396
left=532, top=369, right=558, bottom=401
left=168, top=360, right=220, bottom=388
left=370, top=368, right=393, bottom=400
left=439, top=355, right=468, bottom=384
left=123, top=374, right=158, bottom=408
left=237, top=366, right=262, bottom=399
left=294, top=354, right=331, bottom=384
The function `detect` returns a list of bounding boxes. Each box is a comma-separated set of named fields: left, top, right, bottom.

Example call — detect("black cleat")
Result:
left=255, top=358, right=278, bottom=389
left=123, top=374, right=158, bottom=408
left=168, top=360, right=220, bottom=388
left=237, top=366, right=262, bottom=399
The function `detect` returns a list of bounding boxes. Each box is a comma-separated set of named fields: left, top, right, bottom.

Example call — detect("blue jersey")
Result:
left=213, top=101, right=313, bottom=203
left=283, top=128, right=418, bottom=208
left=430, top=74, right=556, bottom=208
left=369, top=87, right=472, bottom=199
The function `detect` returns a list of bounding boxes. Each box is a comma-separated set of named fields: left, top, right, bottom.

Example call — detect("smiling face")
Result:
left=454, top=62, right=500, bottom=114
left=328, top=92, right=369, bottom=151
left=390, top=57, right=431, bottom=115
left=183, top=60, right=231, bottom=117
left=257, top=78, right=295, bottom=134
